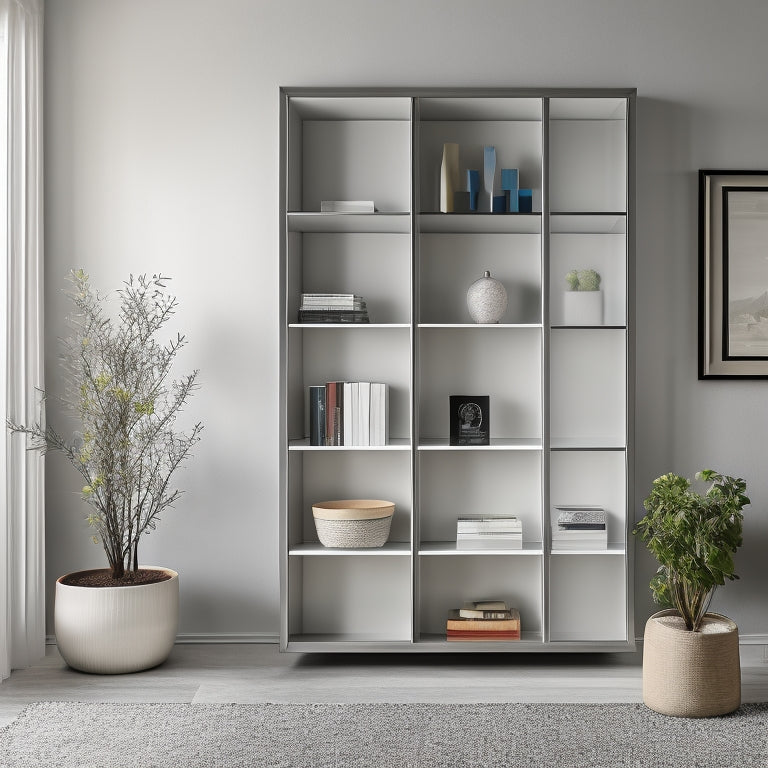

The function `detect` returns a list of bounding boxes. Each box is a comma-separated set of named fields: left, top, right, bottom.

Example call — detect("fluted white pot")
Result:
left=54, top=566, right=179, bottom=674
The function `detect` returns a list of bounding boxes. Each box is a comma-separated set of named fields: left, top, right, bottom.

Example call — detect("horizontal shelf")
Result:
left=550, top=213, right=626, bottom=234
left=289, top=323, right=411, bottom=330
left=288, top=438, right=411, bottom=451
left=550, top=325, right=626, bottom=331
left=286, top=635, right=413, bottom=652
left=419, top=323, right=541, bottom=330
left=289, top=542, right=411, bottom=556
left=418, top=438, right=542, bottom=451
left=549, top=438, right=626, bottom=451
left=419, top=541, right=543, bottom=556
left=419, top=212, right=541, bottom=234
left=550, top=543, right=626, bottom=556
left=287, top=211, right=410, bottom=233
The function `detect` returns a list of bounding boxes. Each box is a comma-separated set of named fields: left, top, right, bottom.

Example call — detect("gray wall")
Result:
left=44, top=0, right=768, bottom=642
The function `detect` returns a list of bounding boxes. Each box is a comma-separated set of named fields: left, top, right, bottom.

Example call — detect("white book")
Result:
left=343, top=382, right=354, bottom=446
left=370, top=382, right=387, bottom=446
left=457, top=520, right=523, bottom=532
left=350, top=382, right=360, bottom=445
left=320, top=200, right=375, bottom=213
left=359, top=382, right=371, bottom=446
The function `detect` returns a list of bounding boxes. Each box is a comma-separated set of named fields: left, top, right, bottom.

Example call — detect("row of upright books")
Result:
left=310, top=382, right=389, bottom=447
left=298, top=293, right=370, bottom=324
left=446, top=600, right=520, bottom=641
left=456, top=515, right=522, bottom=549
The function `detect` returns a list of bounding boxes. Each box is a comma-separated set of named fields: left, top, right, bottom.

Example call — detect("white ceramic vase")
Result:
left=467, top=270, right=507, bottom=324
left=642, top=609, right=741, bottom=717
left=54, top=565, right=179, bottom=674
left=440, top=142, right=459, bottom=213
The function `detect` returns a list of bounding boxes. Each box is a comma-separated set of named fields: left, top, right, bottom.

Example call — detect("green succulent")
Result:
left=565, top=268, right=601, bottom=291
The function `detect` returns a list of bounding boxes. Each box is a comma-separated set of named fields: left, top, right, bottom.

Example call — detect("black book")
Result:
left=449, top=395, right=490, bottom=446
left=309, top=386, right=326, bottom=446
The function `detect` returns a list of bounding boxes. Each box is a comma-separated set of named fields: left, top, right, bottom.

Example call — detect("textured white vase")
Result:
left=467, top=270, right=507, bottom=324
left=54, top=566, right=179, bottom=674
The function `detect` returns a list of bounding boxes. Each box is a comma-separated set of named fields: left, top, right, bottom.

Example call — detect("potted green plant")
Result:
left=633, top=469, right=750, bottom=717
left=563, top=268, right=602, bottom=325
left=7, top=270, right=203, bottom=673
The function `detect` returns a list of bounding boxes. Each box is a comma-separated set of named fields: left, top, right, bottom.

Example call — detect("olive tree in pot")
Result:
left=633, top=470, right=750, bottom=717
left=8, top=270, right=203, bottom=674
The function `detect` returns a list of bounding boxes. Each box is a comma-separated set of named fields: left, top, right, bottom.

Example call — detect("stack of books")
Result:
left=320, top=200, right=375, bottom=213
left=309, top=381, right=389, bottom=447
left=551, top=505, right=607, bottom=550
left=446, top=600, right=521, bottom=641
left=298, top=293, right=369, bottom=324
left=456, top=515, right=522, bottom=549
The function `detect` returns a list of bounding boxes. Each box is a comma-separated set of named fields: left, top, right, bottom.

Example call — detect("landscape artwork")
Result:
left=724, top=187, right=768, bottom=359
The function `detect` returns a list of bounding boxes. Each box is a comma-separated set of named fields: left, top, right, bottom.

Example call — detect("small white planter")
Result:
left=54, top=565, right=179, bottom=674
left=563, top=290, right=602, bottom=326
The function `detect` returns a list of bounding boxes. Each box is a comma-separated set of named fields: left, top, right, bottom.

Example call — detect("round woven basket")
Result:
left=642, top=609, right=741, bottom=717
left=312, top=500, right=394, bottom=548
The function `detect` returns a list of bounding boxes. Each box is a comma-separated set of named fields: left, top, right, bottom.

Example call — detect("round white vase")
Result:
left=466, top=270, right=507, bottom=324
left=54, top=565, right=179, bottom=674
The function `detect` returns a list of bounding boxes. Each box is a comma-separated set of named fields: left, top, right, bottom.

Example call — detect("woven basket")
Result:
left=642, top=609, right=741, bottom=717
left=312, top=500, right=394, bottom=548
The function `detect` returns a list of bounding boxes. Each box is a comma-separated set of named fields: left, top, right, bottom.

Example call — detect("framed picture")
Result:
left=449, top=395, right=490, bottom=446
left=699, top=170, right=768, bottom=378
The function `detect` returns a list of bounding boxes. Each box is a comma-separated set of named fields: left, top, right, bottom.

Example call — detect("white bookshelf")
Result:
left=280, top=87, right=635, bottom=652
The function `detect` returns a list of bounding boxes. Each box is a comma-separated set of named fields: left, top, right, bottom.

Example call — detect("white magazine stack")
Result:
left=456, top=516, right=523, bottom=550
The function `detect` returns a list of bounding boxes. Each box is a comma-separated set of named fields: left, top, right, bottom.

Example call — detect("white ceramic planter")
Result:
left=54, top=566, right=179, bottom=674
left=563, top=290, right=602, bottom=325
left=642, top=609, right=741, bottom=717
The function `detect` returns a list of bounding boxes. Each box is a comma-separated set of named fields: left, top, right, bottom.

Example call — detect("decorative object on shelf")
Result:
left=467, top=169, right=479, bottom=211
left=492, top=195, right=506, bottom=213
left=563, top=268, right=602, bottom=326
left=309, top=385, right=326, bottom=446
left=551, top=506, right=607, bottom=550
left=312, top=499, right=395, bottom=548
left=698, top=170, right=768, bottom=378
left=299, top=293, right=369, bottom=324
left=7, top=271, right=203, bottom=674
left=440, top=142, right=459, bottom=213
left=449, top=394, right=490, bottom=446
left=518, top=188, right=533, bottom=212
left=467, top=270, right=508, bottom=324
left=482, top=146, right=497, bottom=212
left=457, top=515, right=522, bottom=549
left=634, top=469, right=751, bottom=717
left=501, top=168, right=519, bottom=212
left=446, top=603, right=520, bottom=641
left=320, top=200, right=375, bottom=213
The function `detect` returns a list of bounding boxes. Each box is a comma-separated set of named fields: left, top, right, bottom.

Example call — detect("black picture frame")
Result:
left=699, top=170, right=768, bottom=378
left=449, top=395, right=490, bottom=446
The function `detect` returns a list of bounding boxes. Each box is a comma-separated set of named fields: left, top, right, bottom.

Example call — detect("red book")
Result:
left=325, top=382, right=344, bottom=446
left=446, top=629, right=521, bottom=640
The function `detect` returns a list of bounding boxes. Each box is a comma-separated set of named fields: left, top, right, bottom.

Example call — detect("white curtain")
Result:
left=0, top=0, right=44, bottom=682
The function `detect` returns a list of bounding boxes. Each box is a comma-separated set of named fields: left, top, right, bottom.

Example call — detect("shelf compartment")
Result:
left=419, top=233, right=541, bottom=324
left=287, top=212, right=410, bottom=233
left=548, top=555, right=628, bottom=642
left=549, top=329, right=626, bottom=446
left=418, top=555, right=543, bottom=638
left=418, top=97, right=542, bottom=122
left=419, top=213, right=541, bottom=235
left=549, top=233, right=626, bottom=327
left=288, top=555, right=411, bottom=641
left=418, top=120, right=541, bottom=214
left=419, top=542, right=543, bottom=556
left=418, top=326, right=542, bottom=442
left=290, top=542, right=411, bottom=556
left=418, top=450, right=542, bottom=544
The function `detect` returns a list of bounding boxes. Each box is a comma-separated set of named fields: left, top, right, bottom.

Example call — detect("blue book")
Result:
left=518, top=188, right=533, bottom=213
left=501, top=169, right=519, bottom=212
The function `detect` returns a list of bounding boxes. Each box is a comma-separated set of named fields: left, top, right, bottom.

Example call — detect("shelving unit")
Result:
left=280, top=87, right=635, bottom=652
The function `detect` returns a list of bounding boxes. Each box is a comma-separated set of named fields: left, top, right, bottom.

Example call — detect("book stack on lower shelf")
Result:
left=456, top=515, right=522, bottom=549
left=309, top=382, right=389, bottom=446
left=446, top=600, right=521, bottom=641
left=298, top=293, right=369, bottom=324
left=551, top=506, right=607, bottom=551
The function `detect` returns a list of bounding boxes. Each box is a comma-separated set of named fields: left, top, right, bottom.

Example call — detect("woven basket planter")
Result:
left=312, top=500, right=394, bottom=548
left=642, top=609, right=741, bottom=717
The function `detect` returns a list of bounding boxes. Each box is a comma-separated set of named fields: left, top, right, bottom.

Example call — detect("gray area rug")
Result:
left=1, top=701, right=768, bottom=767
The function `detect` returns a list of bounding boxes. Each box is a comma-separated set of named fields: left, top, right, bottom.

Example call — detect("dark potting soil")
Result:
left=60, top=568, right=173, bottom=588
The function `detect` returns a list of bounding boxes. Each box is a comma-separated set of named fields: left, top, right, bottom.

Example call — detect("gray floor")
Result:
left=2, top=643, right=768, bottom=728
